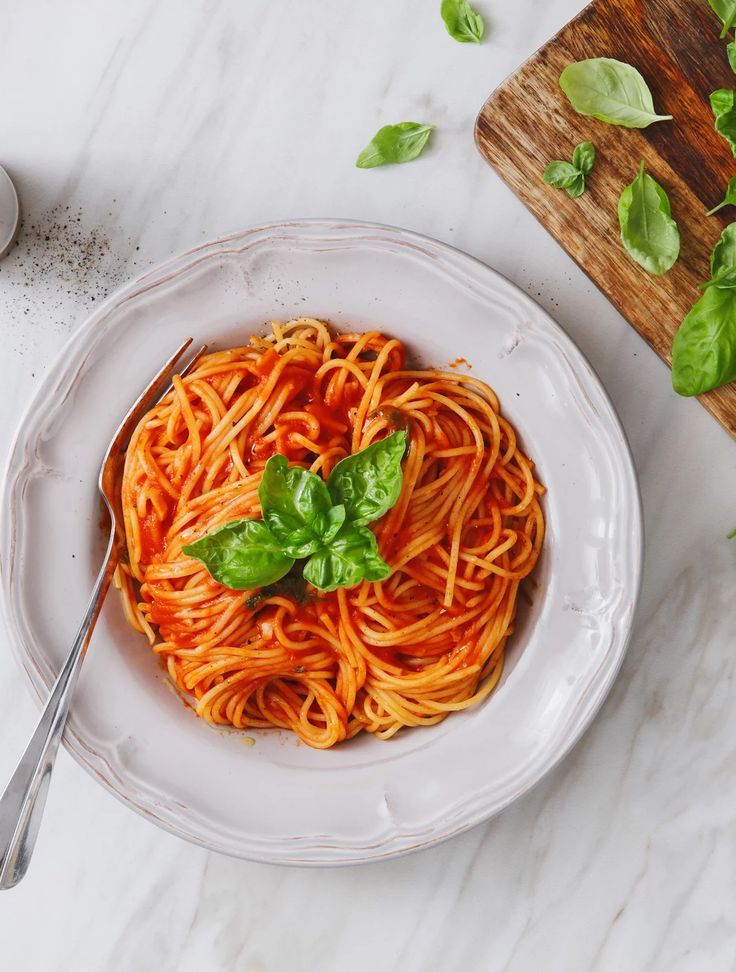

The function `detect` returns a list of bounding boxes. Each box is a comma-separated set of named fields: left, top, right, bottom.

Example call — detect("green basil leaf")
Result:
left=566, top=173, right=586, bottom=198
left=617, top=162, right=680, bottom=275
left=711, top=89, right=736, bottom=156
left=710, top=0, right=736, bottom=38
left=303, top=524, right=391, bottom=592
left=728, top=526, right=736, bottom=538
left=572, top=140, right=596, bottom=174
left=672, top=284, right=736, bottom=395
left=707, top=176, right=736, bottom=215
left=259, top=455, right=337, bottom=558
left=440, top=0, right=484, bottom=43
left=559, top=58, right=672, bottom=128
left=327, top=429, right=407, bottom=525
left=699, top=266, right=736, bottom=290
left=542, top=160, right=580, bottom=189
left=712, top=222, right=736, bottom=276
left=183, top=519, right=294, bottom=591
left=728, top=42, right=736, bottom=73
left=356, top=123, right=434, bottom=169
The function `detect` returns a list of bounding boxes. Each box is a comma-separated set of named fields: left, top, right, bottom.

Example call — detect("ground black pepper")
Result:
left=0, top=203, right=136, bottom=355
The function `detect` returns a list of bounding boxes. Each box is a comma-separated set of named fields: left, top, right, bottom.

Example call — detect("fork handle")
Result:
left=0, top=541, right=115, bottom=890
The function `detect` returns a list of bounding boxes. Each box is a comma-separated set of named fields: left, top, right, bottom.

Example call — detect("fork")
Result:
left=0, top=338, right=205, bottom=889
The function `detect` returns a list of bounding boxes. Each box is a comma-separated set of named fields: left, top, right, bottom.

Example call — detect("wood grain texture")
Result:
left=475, top=0, right=736, bottom=437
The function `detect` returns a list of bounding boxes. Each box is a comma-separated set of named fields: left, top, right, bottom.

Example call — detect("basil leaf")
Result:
left=183, top=519, right=294, bottom=590
left=712, top=222, right=736, bottom=276
left=327, top=429, right=407, bottom=525
left=572, top=140, right=596, bottom=174
left=617, top=162, right=680, bottom=275
left=699, top=266, right=736, bottom=290
left=259, top=455, right=339, bottom=558
left=566, top=173, right=586, bottom=199
left=356, top=123, right=434, bottom=169
left=711, top=89, right=736, bottom=156
left=729, top=42, right=736, bottom=73
left=303, top=524, right=390, bottom=592
left=542, top=141, right=595, bottom=199
left=440, top=0, right=484, bottom=44
left=559, top=58, right=672, bottom=128
left=542, top=161, right=580, bottom=189
left=710, top=0, right=736, bottom=38
left=707, top=176, right=736, bottom=215
left=672, top=284, right=736, bottom=396
left=728, top=527, right=736, bottom=538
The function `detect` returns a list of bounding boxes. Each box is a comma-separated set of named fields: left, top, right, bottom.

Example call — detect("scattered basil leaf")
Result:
left=542, top=160, right=580, bottom=188
left=302, top=524, right=391, bottom=592
left=712, top=222, right=736, bottom=275
left=617, top=162, right=680, bottom=275
left=709, top=0, right=736, bottom=38
left=728, top=527, right=736, bottom=538
left=699, top=265, right=736, bottom=289
left=711, top=89, right=736, bottom=156
left=728, top=42, right=736, bottom=73
left=327, top=429, right=407, bottom=525
left=707, top=176, right=736, bottom=215
left=542, top=141, right=595, bottom=198
left=698, top=223, right=736, bottom=287
left=565, top=174, right=586, bottom=199
left=572, top=140, right=596, bottom=174
left=258, top=455, right=344, bottom=558
left=356, top=123, right=434, bottom=169
left=671, top=284, right=736, bottom=395
left=559, top=58, right=672, bottom=128
left=440, top=0, right=484, bottom=43
left=183, top=520, right=294, bottom=590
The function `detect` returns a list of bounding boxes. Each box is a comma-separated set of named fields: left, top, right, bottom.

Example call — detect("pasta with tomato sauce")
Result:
left=115, top=318, right=544, bottom=749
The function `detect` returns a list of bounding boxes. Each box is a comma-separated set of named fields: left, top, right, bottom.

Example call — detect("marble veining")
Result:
left=1, top=1, right=736, bottom=969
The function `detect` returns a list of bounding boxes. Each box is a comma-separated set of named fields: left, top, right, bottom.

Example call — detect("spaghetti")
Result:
left=116, top=318, right=544, bottom=749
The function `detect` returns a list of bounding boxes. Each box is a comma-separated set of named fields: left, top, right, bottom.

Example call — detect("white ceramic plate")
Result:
left=0, top=220, right=642, bottom=865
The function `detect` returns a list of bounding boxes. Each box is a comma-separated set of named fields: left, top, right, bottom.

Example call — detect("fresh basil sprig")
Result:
left=356, top=123, right=434, bottom=169
left=672, top=223, right=736, bottom=396
left=711, top=89, right=736, bottom=157
left=542, top=141, right=596, bottom=198
left=184, top=430, right=407, bottom=593
left=259, top=455, right=345, bottom=558
left=303, top=524, right=390, bottom=592
left=440, top=0, right=484, bottom=44
left=559, top=58, right=672, bottom=129
left=617, top=163, right=680, bottom=276
left=708, top=176, right=736, bottom=215
left=709, top=0, right=736, bottom=38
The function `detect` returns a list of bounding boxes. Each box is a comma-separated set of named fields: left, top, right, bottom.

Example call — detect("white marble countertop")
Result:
left=1, top=1, right=736, bottom=969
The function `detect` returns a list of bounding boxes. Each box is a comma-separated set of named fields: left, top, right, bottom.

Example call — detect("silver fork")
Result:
left=0, top=338, right=205, bottom=890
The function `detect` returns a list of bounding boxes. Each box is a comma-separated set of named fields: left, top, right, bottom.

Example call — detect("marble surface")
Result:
left=1, top=1, right=735, bottom=969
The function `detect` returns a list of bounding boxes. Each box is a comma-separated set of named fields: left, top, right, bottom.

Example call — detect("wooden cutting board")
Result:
left=475, top=0, right=736, bottom=437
